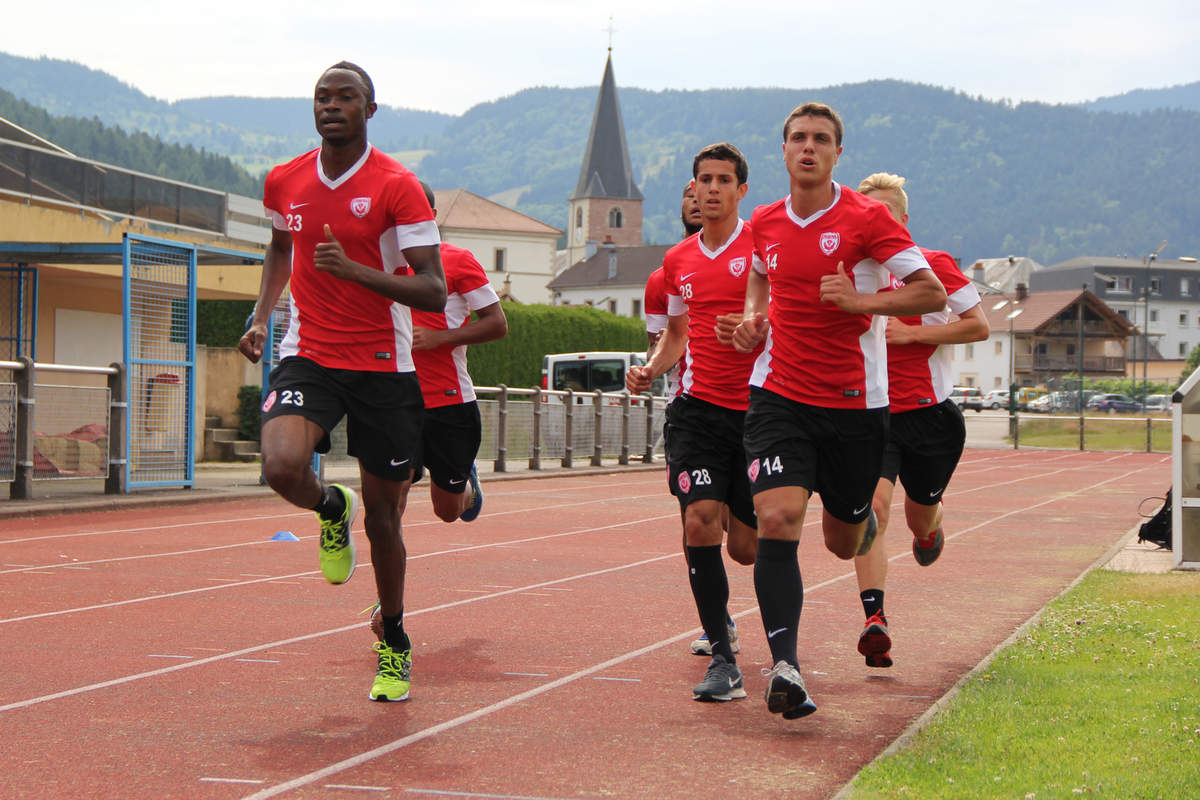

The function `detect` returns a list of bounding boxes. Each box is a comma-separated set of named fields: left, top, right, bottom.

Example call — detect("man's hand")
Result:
left=731, top=312, right=769, bottom=354
left=238, top=320, right=267, bottom=364
left=818, top=261, right=862, bottom=313
left=885, top=316, right=918, bottom=345
left=714, top=312, right=743, bottom=346
left=411, top=325, right=443, bottom=351
left=314, top=225, right=360, bottom=280
left=626, top=364, right=653, bottom=394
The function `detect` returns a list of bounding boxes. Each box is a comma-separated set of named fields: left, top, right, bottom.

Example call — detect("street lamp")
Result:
left=1144, top=241, right=1167, bottom=402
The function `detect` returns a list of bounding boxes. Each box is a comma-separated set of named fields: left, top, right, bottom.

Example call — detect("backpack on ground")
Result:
left=1137, top=488, right=1172, bottom=550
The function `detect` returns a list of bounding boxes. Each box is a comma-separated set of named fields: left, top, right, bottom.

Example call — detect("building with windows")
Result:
left=431, top=189, right=561, bottom=304
left=1031, top=256, right=1200, bottom=364
left=548, top=241, right=669, bottom=315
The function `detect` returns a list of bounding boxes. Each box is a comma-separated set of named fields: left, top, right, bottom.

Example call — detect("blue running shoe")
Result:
left=459, top=464, right=483, bottom=522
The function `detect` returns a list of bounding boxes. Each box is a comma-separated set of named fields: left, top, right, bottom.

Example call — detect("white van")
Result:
left=540, top=351, right=665, bottom=401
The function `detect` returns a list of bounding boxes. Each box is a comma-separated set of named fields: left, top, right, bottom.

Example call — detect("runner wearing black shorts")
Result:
left=852, top=172, right=988, bottom=670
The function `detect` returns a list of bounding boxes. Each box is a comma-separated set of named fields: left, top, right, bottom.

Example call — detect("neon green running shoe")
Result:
left=317, top=484, right=360, bottom=584
left=370, top=641, right=412, bottom=702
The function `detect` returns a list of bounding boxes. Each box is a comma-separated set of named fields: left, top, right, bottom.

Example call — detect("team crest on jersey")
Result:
left=350, top=196, right=371, bottom=218
left=747, top=459, right=761, bottom=483
left=677, top=470, right=692, bottom=494
left=261, top=390, right=277, bottom=413
left=819, top=231, right=840, bottom=255
left=728, top=257, right=746, bottom=277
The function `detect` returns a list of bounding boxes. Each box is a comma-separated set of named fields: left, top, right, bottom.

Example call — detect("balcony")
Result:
left=1015, top=354, right=1126, bottom=374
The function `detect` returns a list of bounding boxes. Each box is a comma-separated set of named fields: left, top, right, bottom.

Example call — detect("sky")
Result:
left=3, top=0, right=1198, bottom=114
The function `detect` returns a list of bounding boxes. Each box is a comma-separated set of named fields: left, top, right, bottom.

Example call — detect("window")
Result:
left=1118, top=309, right=1129, bottom=319
left=609, top=207, right=623, bottom=228
left=607, top=299, right=617, bottom=314
left=1150, top=309, right=1159, bottom=323
left=1181, top=342, right=1190, bottom=357
left=994, top=340, right=1003, bottom=356
left=493, top=248, right=506, bottom=273
left=1150, top=277, right=1161, bottom=294
left=574, top=208, right=583, bottom=244
left=1066, top=343, right=1076, bottom=356
left=1108, top=276, right=1132, bottom=293
left=1181, top=312, right=1189, bottom=327
left=1183, top=277, right=1191, bottom=296
left=965, top=343, right=975, bottom=360
left=632, top=299, right=642, bottom=318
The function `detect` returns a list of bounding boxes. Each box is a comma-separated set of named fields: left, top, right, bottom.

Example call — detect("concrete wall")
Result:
left=202, top=346, right=262, bottom=429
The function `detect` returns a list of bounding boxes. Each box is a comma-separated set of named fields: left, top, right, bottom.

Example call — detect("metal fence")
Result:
left=325, top=387, right=670, bottom=470
left=1, top=359, right=123, bottom=499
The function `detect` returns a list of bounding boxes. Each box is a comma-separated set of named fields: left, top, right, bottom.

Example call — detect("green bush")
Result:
left=466, top=302, right=646, bottom=388
left=197, top=300, right=255, bottom=347
left=236, top=385, right=262, bottom=441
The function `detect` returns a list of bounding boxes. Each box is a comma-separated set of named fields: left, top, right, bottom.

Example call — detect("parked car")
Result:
left=983, top=389, right=1010, bottom=409
left=1143, top=394, right=1170, bottom=413
left=949, top=386, right=984, bottom=412
left=1027, top=394, right=1054, bottom=413
left=1086, top=393, right=1142, bottom=414
left=1014, top=387, right=1048, bottom=410
left=540, top=351, right=664, bottom=403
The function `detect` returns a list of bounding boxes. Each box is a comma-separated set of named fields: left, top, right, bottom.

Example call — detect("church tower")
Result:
left=565, top=53, right=643, bottom=266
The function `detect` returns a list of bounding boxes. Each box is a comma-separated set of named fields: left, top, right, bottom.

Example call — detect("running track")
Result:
left=0, top=449, right=1168, bottom=799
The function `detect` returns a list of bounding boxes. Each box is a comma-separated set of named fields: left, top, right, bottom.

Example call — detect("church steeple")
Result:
left=566, top=54, right=643, bottom=266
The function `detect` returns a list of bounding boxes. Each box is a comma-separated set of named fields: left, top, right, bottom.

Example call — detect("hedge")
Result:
left=196, top=299, right=646, bottom=389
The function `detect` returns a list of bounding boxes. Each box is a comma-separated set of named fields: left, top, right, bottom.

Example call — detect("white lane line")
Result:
left=323, top=785, right=390, bottom=793
left=0, top=513, right=680, bottom=626
left=200, top=777, right=265, bottom=785
left=0, top=477, right=659, bottom=546
left=592, top=677, right=640, bottom=683
left=236, top=659, right=280, bottom=664
left=503, top=673, right=549, bottom=678
left=148, top=654, right=193, bottom=660
left=235, top=464, right=1154, bottom=799
left=0, top=492, right=668, bottom=576
left=0, top=551, right=680, bottom=713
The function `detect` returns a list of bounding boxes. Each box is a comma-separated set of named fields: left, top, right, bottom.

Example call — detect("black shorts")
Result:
left=880, top=398, right=965, bottom=506
left=666, top=394, right=756, bottom=528
left=742, top=386, right=888, bottom=524
left=262, top=356, right=423, bottom=481
left=413, top=402, right=482, bottom=493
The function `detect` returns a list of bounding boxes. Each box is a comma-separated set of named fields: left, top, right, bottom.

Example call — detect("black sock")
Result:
left=754, top=538, right=802, bottom=667
left=313, top=484, right=344, bottom=520
left=686, top=545, right=733, bottom=662
left=860, top=589, right=885, bottom=620
left=381, top=614, right=410, bottom=652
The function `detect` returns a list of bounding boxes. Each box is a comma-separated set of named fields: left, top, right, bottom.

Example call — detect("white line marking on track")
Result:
left=323, top=785, right=390, bottom=792
left=148, top=654, right=192, bottom=660
left=200, top=777, right=265, bottom=785
left=592, top=677, right=641, bottom=683
left=236, top=659, right=280, bottom=664
left=503, top=673, right=549, bottom=678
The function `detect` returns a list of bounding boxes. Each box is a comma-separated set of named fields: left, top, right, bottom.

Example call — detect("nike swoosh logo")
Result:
left=448, top=478, right=465, bottom=485
left=929, top=487, right=944, bottom=498
left=389, top=458, right=409, bottom=466
left=853, top=502, right=870, bottom=516
left=289, top=202, right=309, bottom=210
left=767, top=627, right=787, bottom=639
left=680, top=271, right=698, bottom=281
left=765, top=242, right=781, bottom=252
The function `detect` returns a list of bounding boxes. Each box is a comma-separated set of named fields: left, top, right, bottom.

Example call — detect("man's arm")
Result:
left=412, top=302, right=508, bottom=350
left=627, top=313, right=687, bottom=393
left=313, top=225, right=447, bottom=312
left=886, top=303, right=990, bottom=346
left=238, top=227, right=293, bottom=364
left=820, top=263, right=947, bottom=317
left=730, top=268, right=771, bottom=353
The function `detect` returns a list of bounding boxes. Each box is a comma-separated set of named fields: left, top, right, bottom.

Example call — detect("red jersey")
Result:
left=411, top=243, right=500, bottom=408
left=749, top=184, right=931, bottom=409
left=663, top=220, right=761, bottom=411
left=263, top=145, right=439, bottom=372
left=643, top=266, right=681, bottom=398
left=883, top=248, right=982, bottom=413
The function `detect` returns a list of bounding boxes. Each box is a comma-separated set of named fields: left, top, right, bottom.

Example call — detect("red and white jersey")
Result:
left=749, top=183, right=931, bottom=409
left=263, top=144, right=439, bottom=372
left=883, top=248, right=982, bottom=413
left=643, top=266, right=681, bottom=398
left=411, top=243, right=500, bottom=408
left=664, top=219, right=761, bottom=411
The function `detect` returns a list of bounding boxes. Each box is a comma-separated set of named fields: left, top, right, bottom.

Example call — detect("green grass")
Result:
left=847, top=570, right=1200, bottom=799
left=1016, top=416, right=1171, bottom=452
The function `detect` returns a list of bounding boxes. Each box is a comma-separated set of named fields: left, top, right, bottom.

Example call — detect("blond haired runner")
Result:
left=851, top=172, right=988, bottom=667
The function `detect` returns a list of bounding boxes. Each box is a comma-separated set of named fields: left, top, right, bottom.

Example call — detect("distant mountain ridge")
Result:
left=4, top=50, right=1199, bottom=266
left=1082, top=81, right=1200, bottom=113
